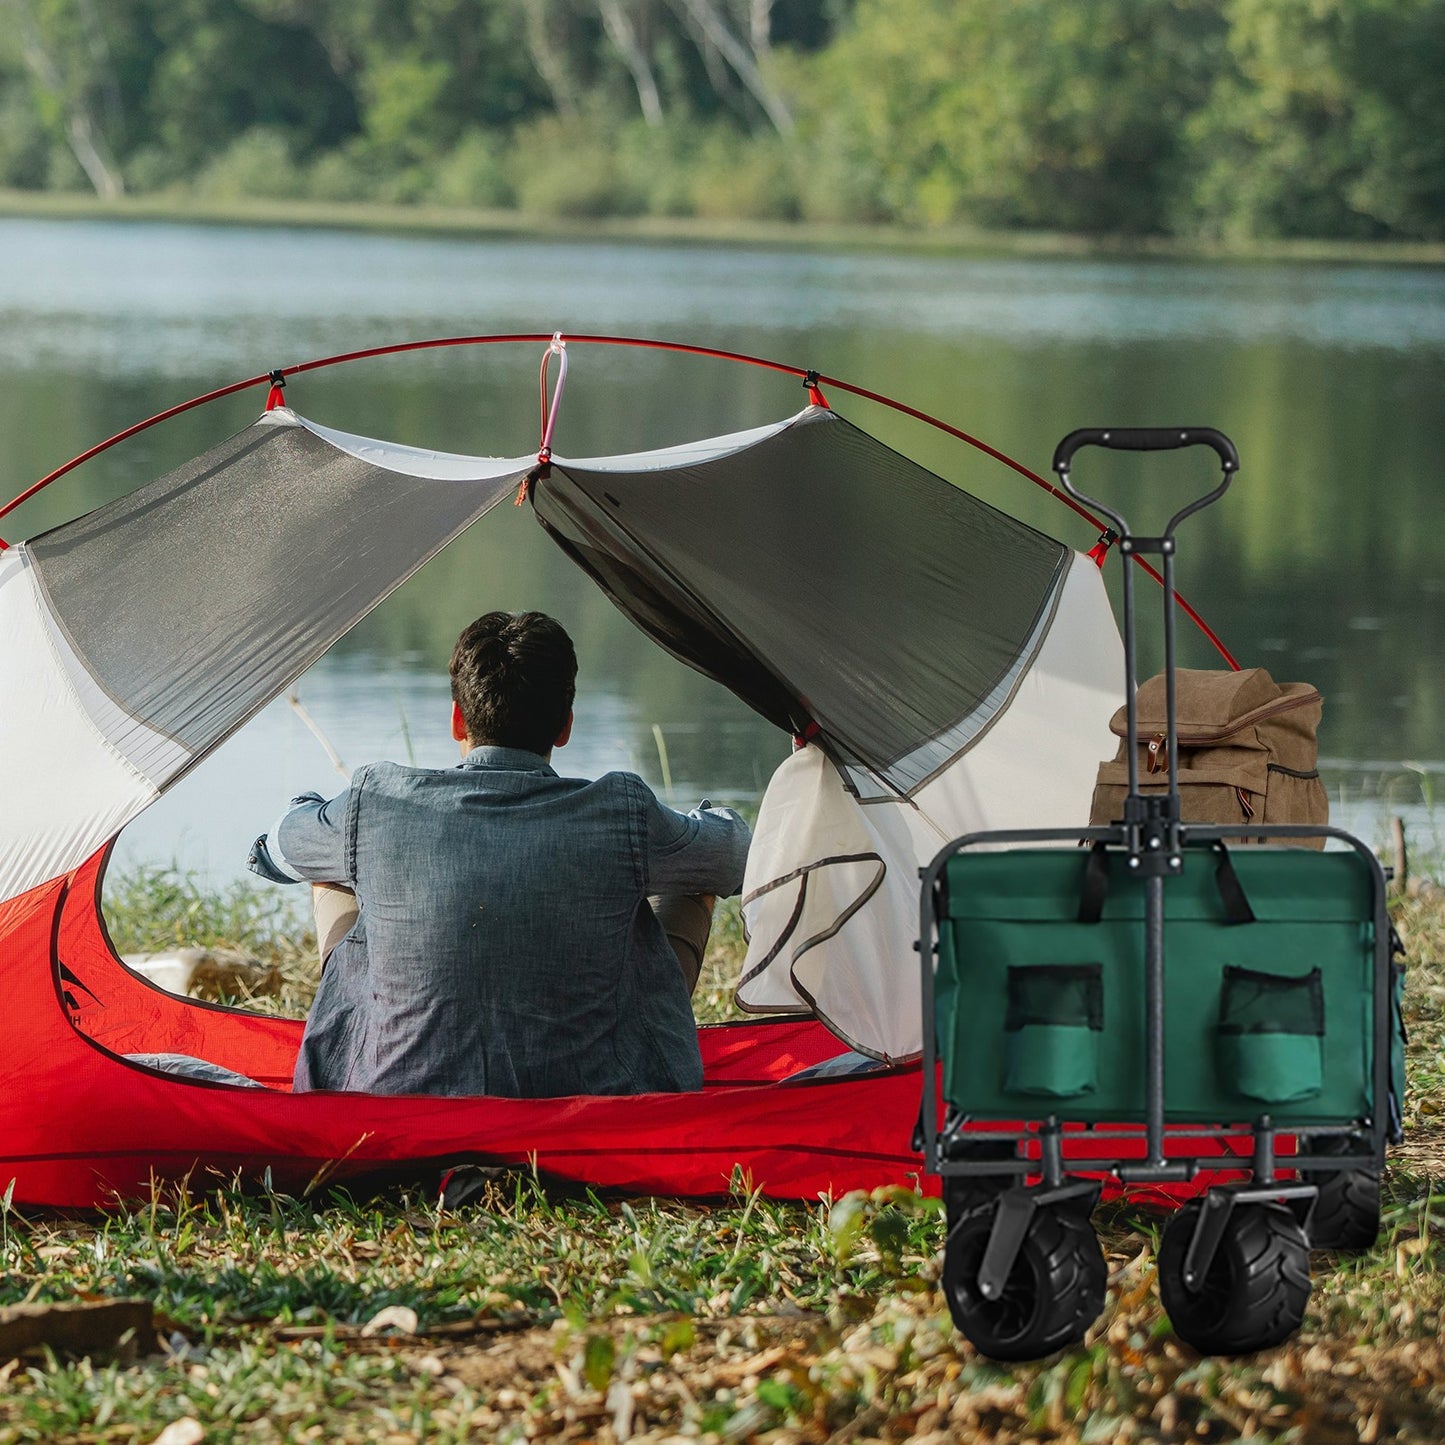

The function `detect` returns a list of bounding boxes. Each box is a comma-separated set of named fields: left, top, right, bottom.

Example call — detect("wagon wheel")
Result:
left=1304, top=1169, right=1381, bottom=1251
left=942, top=1201, right=1107, bottom=1361
left=1158, top=1199, right=1311, bottom=1356
left=1298, top=1135, right=1382, bottom=1251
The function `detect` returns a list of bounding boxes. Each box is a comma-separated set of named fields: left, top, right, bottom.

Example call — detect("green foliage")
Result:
left=1178, top=0, right=1445, bottom=241
left=143, top=0, right=359, bottom=174
left=3, top=1, right=1444, bottom=247
left=302, top=137, right=397, bottom=204
left=101, top=860, right=314, bottom=1008
left=508, top=111, right=650, bottom=218
left=0, top=84, right=54, bottom=188
left=192, top=126, right=307, bottom=200
left=799, top=0, right=1227, bottom=232
left=689, top=125, right=801, bottom=221
left=357, top=51, right=454, bottom=165
left=431, top=127, right=515, bottom=208
left=106, top=863, right=282, bottom=954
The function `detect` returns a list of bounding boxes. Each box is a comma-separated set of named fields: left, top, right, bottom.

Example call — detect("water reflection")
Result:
left=4, top=221, right=1445, bottom=373
left=0, top=217, right=1439, bottom=878
left=116, top=655, right=787, bottom=882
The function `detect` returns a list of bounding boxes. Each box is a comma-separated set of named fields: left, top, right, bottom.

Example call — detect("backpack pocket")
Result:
left=1217, top=964, right=1324, bottom=1103
left=1260, top=764, right=1329, bottom=836
left=1003, top=963, right=1103, bottom=1099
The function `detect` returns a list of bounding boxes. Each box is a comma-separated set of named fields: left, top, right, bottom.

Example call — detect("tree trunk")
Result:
left=666, top=0, right=793, bottom=134
left=67, top=111, right=125, bottom=199
left=597, top=0, right=665, bottom=126
left=749, top=0, right=773, bottom=55
left=520, top=0, right=581, bottom=119
left=7, top=0, right=126, bottom=198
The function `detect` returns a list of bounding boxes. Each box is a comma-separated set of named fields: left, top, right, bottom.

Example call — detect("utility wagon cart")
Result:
left=917, top=429, right=1404, bottom=1360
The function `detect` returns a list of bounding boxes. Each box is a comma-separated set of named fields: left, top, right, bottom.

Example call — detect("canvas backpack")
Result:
left=1089, top=667, right=1329, bottom=846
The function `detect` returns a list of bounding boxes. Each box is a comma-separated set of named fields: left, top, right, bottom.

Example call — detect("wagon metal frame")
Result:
left=917, top=429, right=1400, bottom=1358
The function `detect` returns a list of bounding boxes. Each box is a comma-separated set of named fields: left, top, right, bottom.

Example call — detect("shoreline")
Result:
left=4, top=187, right=1445, bottom=267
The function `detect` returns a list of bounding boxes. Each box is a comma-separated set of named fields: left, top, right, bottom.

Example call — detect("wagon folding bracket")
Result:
left=975, top=1177, right=1103, bottom=1301
left=1180, top=1181, right=1318, bottom=1291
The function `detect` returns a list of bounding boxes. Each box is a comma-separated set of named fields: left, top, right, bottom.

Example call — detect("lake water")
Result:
left=0, top=217, right=1440, bottom=879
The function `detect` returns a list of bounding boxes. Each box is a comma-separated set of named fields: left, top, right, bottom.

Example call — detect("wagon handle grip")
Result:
left=1050, top=427, right=1239, bottom=544
left=1052, top=427, right=1239, bottom=476
left=1047, top=425, right=1242, bottom=858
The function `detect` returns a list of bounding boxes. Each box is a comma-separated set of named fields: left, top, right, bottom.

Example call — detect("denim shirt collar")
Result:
left=459, top=745, right=556, bottom=775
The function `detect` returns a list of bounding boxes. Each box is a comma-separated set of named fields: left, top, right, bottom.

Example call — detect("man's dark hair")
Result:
left=449, top=611, right=577, bottom=755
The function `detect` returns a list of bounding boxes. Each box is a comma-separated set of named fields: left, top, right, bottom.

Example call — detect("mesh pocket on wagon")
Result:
left=1003, top=964, right=1103, bottom=1099
left=1217, top=964, right=1324, bottom=1104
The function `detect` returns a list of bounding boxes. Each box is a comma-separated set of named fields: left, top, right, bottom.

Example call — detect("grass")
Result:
left=105, top=863, right=751, bottom=1025
left=103, top=864, right=321, bottom=1018
left=0, top=868, right=1439, bottom=1441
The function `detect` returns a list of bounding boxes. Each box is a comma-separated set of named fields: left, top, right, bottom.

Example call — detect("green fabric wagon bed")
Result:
left=934, top=842, right=1400, bottom=1132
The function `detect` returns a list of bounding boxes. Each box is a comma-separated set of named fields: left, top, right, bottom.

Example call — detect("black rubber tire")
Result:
left=1298, top=1137, right=1382, bottom=1251
left=1304, top=1169, right=1382, bottom=1251
left=1158, top=1200, right=1312, bottom=1356
left=942, top=1202, right=1107, bottom=1361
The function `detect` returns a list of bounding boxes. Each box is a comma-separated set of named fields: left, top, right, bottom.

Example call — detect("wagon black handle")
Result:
left=1050, top=426, right=1240, bottom=546
left=1052, top=428, right=1239, bottom=476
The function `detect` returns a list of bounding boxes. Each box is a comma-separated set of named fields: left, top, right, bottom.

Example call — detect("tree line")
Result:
left=2, top=0, right=1442, bottom=241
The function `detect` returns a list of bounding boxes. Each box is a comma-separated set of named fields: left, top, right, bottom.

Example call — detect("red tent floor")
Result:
left=0, top=849, right=1254, bottom=1211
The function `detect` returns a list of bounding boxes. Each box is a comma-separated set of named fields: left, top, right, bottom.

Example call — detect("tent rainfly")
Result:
left=0, top=397, right=1143, bottom=1208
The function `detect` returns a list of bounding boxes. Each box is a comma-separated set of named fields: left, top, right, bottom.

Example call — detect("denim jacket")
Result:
left=249, top=747, right=751, bottom=1098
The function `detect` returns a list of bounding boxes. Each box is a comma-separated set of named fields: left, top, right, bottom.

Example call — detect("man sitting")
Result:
left=248, top=611, right=752, bottom=1098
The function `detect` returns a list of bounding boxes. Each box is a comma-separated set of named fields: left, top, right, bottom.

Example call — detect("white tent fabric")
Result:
left=2, top=400, right=1125, bottom=1068
left=0, top=412, right=534, bottom=907
left=284, top=410, right=540, bottom=481
left=736, top=550, right=1124, bottom=1060
left=0, top=546, right=163, bottom=900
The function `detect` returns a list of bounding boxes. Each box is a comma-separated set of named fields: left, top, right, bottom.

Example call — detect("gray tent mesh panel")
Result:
left=23, top=406, right=1070, bottom=800
left=536, top=408, right=1069, bottom=796
left=27, top=417, right=525, bottom=757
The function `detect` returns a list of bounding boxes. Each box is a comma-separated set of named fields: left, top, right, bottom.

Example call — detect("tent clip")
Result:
left=803, top=370, right=830, bottom=410
left=1087, top=527, right=1119, bottom=567
left=264, top=370, right=288, bottom=411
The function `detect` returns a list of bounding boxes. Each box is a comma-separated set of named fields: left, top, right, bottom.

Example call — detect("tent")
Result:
left=0, top=344, right=1150, bottom=1209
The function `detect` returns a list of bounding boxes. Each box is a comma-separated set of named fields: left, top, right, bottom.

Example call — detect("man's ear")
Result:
left=554, top=710, right=574, bottom=750
left=451, top=702, right=469, bottom=744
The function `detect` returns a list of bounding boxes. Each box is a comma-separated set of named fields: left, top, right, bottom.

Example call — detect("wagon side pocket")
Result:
left=1003, top=963, right=1103, bottom=1099
left=1217, top=964, right=1324, bottom=1103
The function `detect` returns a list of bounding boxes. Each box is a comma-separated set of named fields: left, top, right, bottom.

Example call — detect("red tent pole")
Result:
left=0, top=370, right=276, bottom=534
left=0, top=332, right=1237, bottom=667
